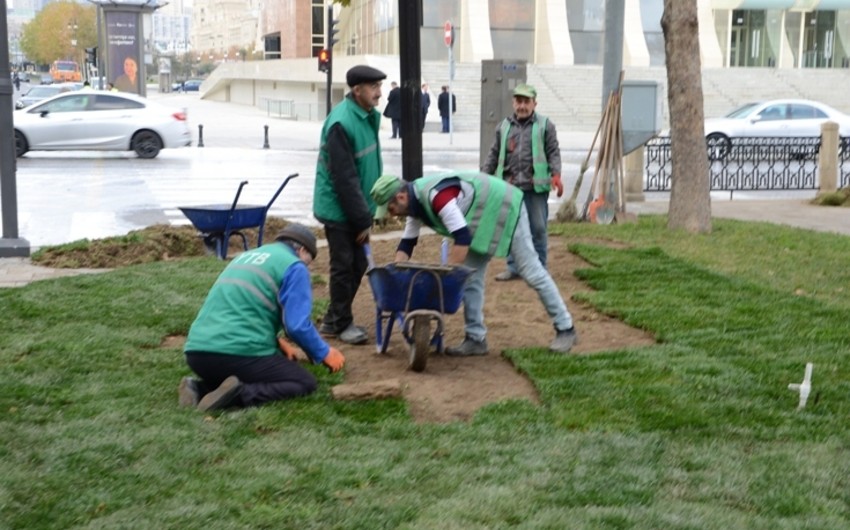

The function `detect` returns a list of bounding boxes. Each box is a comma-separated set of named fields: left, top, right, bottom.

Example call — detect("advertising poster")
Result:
left=105, top=11, right=140, bottom=94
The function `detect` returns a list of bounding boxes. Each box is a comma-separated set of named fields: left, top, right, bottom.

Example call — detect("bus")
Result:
left=50, top=60, right=82, bottom=83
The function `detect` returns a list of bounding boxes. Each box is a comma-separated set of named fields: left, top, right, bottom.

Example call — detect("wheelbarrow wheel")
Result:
left=409, top=314, right=431, bottom=373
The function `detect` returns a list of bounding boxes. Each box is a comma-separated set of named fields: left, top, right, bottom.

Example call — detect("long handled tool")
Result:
left=557, top=100, right=607, bottom=222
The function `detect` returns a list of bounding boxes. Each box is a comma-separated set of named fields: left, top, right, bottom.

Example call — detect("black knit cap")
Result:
left=346, top=65, right=386, bottom=87
left=275, top=224, right=317, bottom=259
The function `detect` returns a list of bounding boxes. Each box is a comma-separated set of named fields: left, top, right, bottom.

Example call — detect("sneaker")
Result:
left=338, top=323, right=368, bottom=345
left=445, top=336, right=489, bottom=356
left=197, top=376, right=242, bottom=412
left=178, top=377, right=201, bottom=408
left=494, top=271, right=520, bottom=282
left=550, top=328, right=578, bottom=353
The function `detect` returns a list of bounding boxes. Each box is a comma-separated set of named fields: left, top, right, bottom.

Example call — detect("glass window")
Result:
left=789, top=104, right=826, bottom=119
left=758, top=104, right=786, bottom=121
left=38, top=95, right=90, bottom=113
left=93, top=95, right=144, bottom=110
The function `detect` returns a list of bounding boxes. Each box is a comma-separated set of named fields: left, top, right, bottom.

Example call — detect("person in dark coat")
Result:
left=420, top=83, right=431, bottom=131
left=437, top=85, right=457, bottom=133
left=383, top=81, right=401, bottom=139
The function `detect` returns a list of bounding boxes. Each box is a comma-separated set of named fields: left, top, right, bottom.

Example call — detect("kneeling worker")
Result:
left=370, top=171, right=578, bottom=355
left=180, top=224, right=345, bottom=411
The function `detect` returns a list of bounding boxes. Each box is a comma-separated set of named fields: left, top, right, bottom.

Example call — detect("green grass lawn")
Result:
left=3, top=216, right=850, bottom=529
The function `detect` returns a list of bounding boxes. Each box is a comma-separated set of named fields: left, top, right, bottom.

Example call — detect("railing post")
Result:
left=817, top=121, right=838, bottom=195
left=197, top=124, right=204, bottom=148
left=263, top=125, right=270, bottom=149
left=624, top=148, right=646, bottom=203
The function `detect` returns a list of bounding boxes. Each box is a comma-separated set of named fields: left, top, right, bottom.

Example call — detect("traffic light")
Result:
left=318, top=49, right=330, bottom=73
left=85, top=47, right=97, bottom=65
left=326, top=6, right=340, bottom=50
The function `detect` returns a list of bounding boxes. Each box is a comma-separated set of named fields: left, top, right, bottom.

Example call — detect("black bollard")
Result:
left=263, top=125, right=270, bottom=149
left=197, top=124, right=204, bottom=148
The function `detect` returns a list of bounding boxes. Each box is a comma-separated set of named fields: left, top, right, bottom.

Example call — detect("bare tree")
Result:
left=662, top=0, right=712, bottom=233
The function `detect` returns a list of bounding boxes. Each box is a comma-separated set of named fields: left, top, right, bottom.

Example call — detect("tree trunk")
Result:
left=662, top=0, right=712, bottom=233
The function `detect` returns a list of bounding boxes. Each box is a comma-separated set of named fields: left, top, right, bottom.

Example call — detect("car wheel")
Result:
left=131, top=130, right=163, bottom=159
left=706, top=133, right=731, bottom=161
left=14, top=130, right=28, bottom=157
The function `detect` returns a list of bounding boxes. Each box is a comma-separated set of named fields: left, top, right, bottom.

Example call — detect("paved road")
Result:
left=4, top=91, right=848, bottom=287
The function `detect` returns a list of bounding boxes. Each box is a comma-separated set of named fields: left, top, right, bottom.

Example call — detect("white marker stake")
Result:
left=788, top=363, right=813, bottom=409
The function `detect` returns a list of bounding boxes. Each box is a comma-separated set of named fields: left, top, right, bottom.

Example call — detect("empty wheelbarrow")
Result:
left=179, top=173, right=298, bottom=259
left=367, top=259, right=473, bottom=372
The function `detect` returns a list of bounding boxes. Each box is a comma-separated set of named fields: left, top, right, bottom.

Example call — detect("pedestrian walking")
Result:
left=481, top=83, right=564, bottom=281
left=437, top=85, right=456, bottom=133
left=420, top=83, right=431, bottom=131
left=383, top=81, right=401, bottom=139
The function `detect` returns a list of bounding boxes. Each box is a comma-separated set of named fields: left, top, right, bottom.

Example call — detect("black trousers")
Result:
left=186, top=352, right=317, bottom=408
left=322, top=224, right=369, bottom=333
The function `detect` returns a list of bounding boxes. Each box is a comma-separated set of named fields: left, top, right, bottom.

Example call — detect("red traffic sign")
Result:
left=444, top=21, right=453, bottom=47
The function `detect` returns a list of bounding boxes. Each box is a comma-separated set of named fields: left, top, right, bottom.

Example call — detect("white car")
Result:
left=705, top=99, right=850, bottom=160
left=13, top=91, right=192, bottom=159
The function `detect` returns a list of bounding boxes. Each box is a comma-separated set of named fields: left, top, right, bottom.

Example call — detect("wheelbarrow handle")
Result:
left=228, top=180, right=250, bottom=219
left=266, top=173, right=299, bottom=210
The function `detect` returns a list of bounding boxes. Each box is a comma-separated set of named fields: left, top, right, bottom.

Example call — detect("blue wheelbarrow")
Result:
left=366, top=251, right=474, bottom=372
left=179, top=173, right=298, bottom=259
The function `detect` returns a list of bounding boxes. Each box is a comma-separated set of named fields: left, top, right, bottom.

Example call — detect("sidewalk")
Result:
left=3, top=198, right=848, bottom=288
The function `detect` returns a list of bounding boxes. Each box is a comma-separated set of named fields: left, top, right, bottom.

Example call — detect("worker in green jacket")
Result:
left=370, top=171, right=578, bottom=356
left=482, top=83, right=564, bottom=282
left=181, top=225, right=345, bottom=412
left=312, top=65, right=386, bottom=345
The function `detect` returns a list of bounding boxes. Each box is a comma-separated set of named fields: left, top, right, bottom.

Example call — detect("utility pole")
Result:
left=0, top=0, right=31, bottom=256
left=398, top=0, right=423, bottom=182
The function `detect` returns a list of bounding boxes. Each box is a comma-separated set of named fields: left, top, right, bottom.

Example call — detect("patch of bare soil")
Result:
left=39, top=221, right=654, bottom=423
left=316, top=234, right=656, bottom=423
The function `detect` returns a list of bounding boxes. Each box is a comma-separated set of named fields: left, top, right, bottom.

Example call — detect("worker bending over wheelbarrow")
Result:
left=370, top=171, right=578, bottom=356
left=179, top=224, right=346, bottom=412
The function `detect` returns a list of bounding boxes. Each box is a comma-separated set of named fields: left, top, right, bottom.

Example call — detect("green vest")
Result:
left=494, top=114, right=552, bottom=192
left=185, top=243, right=299, bottom=356
left=313, top=96, right=383, bottom=223
left=413, top=171, right=523, bottom=258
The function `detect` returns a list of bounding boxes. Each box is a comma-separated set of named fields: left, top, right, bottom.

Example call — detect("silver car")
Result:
left=14, top=83, right=78, bottom=109
left=14, top=91, right=192, bottom=159
left=705, top=99, right=850, bottom=160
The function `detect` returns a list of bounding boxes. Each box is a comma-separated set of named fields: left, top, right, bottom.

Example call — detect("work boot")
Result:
left=550, top=328, right=578, bottom=353
left=494, top=271, right=520, bottom=282
left=338, top=323, right=368, bottom=345
left=197, top=376, right=242, bottom=412
left=178, top=376, right=201, bottom=408
left=318, top=322, right=337, bottom=336
left=445, top=336, right=489, bottom=356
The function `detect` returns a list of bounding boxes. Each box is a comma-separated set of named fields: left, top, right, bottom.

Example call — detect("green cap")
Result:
left=513, top=83, right=537, bottom=99
left=370, top=175, right=404, bottom=219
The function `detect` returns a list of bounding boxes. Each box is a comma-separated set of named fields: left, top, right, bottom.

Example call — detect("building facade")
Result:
left=242, top=0, right=850, bottom=70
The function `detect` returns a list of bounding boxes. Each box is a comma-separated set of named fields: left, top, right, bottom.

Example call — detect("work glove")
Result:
left=323, top=347, right=346, bottom=373
left=278, top=337, right=299, bottom=360
left=551, top=174, right=564, bottom=198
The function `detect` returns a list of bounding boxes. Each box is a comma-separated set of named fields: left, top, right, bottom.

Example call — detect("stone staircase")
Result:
left=421, top=62, right=850, bottom=133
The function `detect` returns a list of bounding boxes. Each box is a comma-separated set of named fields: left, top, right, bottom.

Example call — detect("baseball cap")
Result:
left=370, top=175, right=404, bottom=219
left=274, top=223, right=318, bottom=259
left=513, top=83, right=537, bottom=99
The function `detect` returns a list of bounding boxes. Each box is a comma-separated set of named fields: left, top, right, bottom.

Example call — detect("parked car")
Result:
left=171, top=79, right=204, bottom=92
left=13, top=91, right=192, bottom=159
left=705, top=99, right=850, bottom=160
left=15, top=83, right=79, bottom=109
left=39, top=74, right=53, bottom=85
